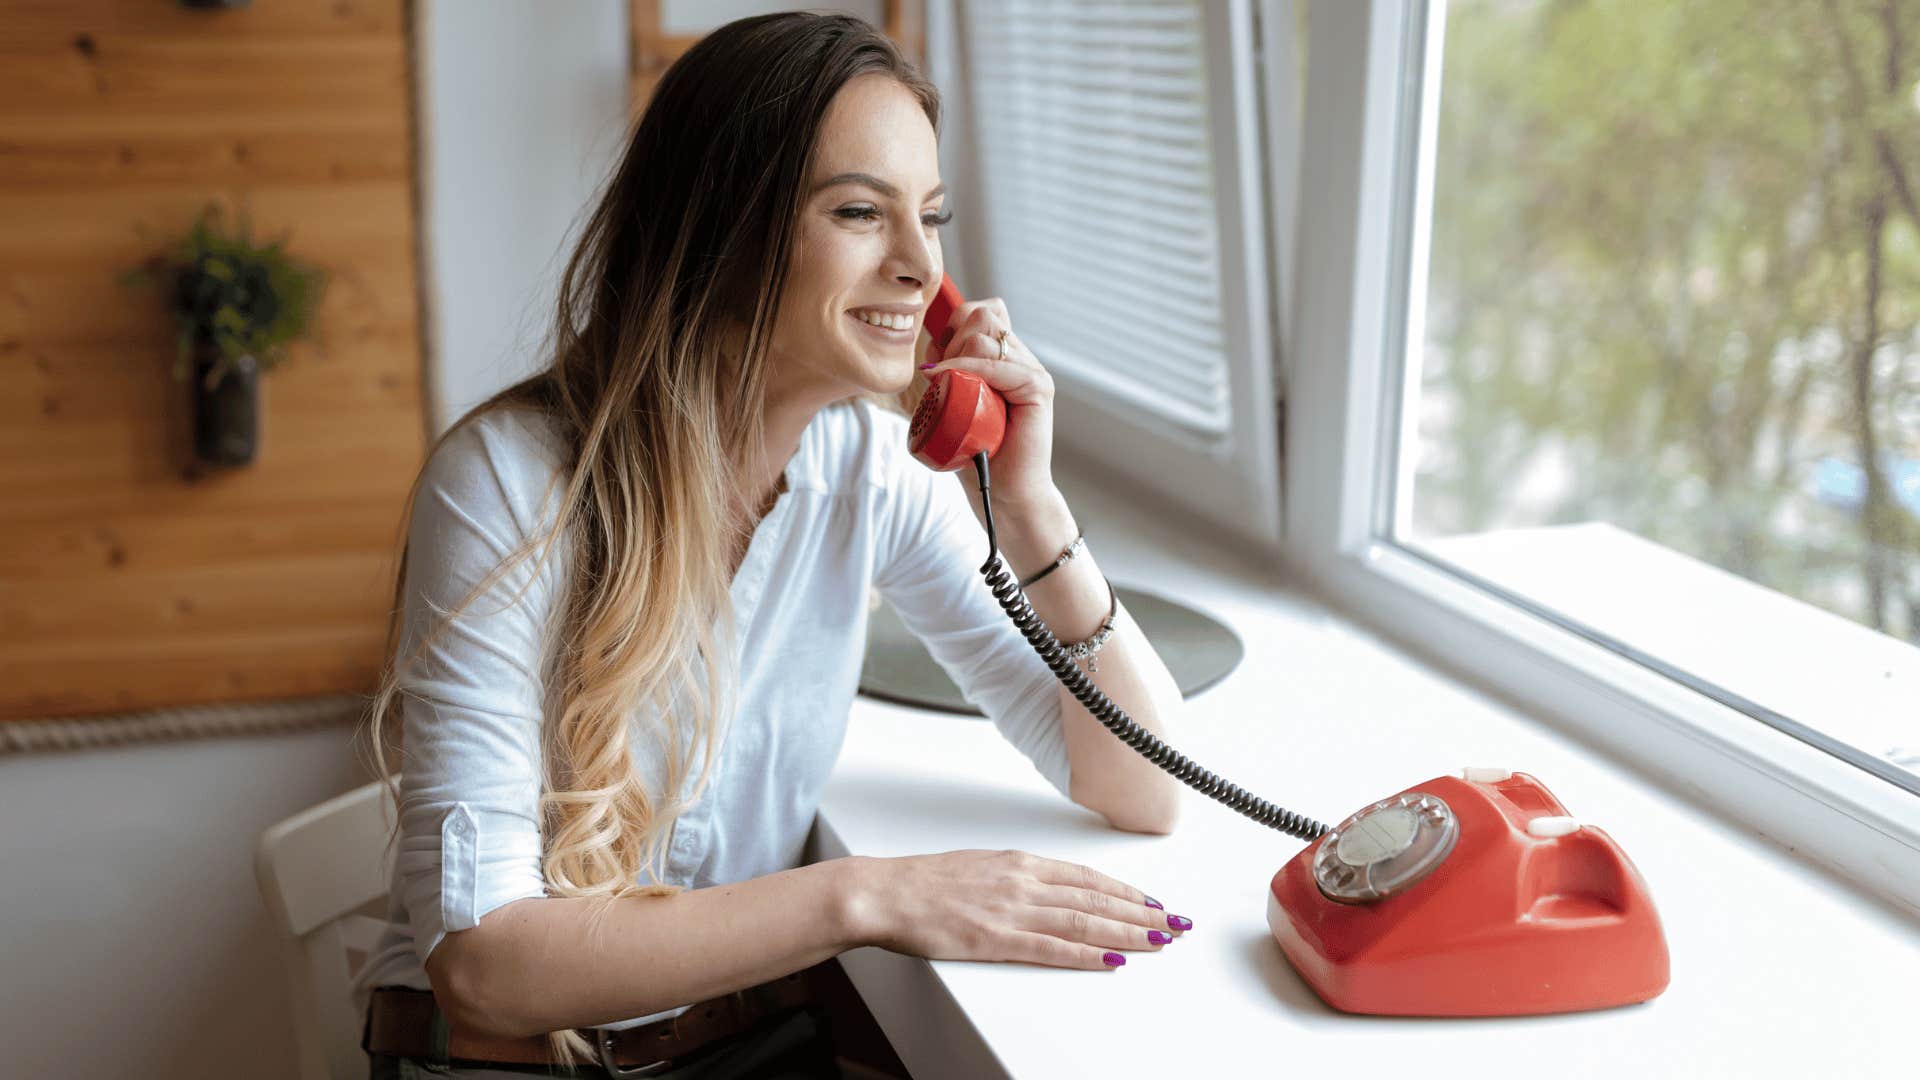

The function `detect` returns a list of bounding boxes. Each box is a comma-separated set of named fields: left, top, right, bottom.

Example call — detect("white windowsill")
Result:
left=1421, top=521, right=1920, bottom=779
left=809, top=457, right=1920, bottom=1079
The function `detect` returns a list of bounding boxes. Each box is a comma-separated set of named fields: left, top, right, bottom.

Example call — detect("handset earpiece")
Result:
left=909, top=274, right=1008, bottom=472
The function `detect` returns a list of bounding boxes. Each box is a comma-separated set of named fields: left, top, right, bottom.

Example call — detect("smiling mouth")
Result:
left=846, top=311, right=918, bottom=341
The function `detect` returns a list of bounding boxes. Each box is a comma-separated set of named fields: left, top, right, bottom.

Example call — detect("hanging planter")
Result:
left=119, top=202, right=326, bottom=469
left=192, top=342, right=261, bottom=466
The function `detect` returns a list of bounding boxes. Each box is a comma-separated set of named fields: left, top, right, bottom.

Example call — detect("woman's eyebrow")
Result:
left=812, top=172, right=946, bottom=200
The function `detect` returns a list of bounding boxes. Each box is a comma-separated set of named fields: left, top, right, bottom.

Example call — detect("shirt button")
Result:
left=450, top=817, right=470, bottom=836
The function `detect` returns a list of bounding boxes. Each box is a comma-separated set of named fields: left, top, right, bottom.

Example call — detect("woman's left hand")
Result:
left=922, top=297, right=1058, bottom=509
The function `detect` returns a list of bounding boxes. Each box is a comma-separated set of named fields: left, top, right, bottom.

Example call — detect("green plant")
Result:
left=119, top=202, right=328, bottom=390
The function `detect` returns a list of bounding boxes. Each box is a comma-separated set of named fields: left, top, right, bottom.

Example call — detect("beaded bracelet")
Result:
left=1061, top=577, right=1119, bottom=673
left=1018, top=531, right=1085, bottom=590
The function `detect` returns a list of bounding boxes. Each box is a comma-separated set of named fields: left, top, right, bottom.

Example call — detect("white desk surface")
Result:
left=810, top=463, right=1920, bottom=1079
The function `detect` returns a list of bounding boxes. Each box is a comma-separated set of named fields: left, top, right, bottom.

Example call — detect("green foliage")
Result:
left=118, top=202, right=328, bottom=390
left=1418, top=0, right=1920, bottom=640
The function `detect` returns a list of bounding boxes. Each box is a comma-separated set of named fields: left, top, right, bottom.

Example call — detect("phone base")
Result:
left=1267, top=773, right=1670, bottom=1016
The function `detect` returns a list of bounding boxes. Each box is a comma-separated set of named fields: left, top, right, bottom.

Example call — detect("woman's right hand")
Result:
left=841, top=850, right=1189, bottom=969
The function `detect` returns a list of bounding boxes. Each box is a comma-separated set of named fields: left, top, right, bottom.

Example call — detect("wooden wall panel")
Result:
left=0, top=1, right=428, bottom=720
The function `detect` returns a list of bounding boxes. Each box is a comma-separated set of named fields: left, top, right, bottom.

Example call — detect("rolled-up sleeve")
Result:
left=394, top=420, right=565, bottom=971
left=873, top=439, right=1073, bottom=800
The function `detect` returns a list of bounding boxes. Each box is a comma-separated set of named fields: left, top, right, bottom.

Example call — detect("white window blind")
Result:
left=956, top=0, right=1233, bottom=441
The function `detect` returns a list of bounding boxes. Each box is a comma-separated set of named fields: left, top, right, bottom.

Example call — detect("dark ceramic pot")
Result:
left=192, top=345, right=260, bottom=466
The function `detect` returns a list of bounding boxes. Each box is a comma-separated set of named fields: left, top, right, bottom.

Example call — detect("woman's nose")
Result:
left=886, top=220, right=937, bottom=287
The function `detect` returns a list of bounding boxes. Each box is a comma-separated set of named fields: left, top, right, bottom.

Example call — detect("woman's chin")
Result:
left=884, top=363, right=924, bottom=394
left=828, top=338, right=923, bottom=397
left=852, top=352, right=921, bottom=395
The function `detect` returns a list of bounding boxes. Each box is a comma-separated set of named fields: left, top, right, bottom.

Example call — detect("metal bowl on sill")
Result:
left=857, top=585, right=1244, bottom=715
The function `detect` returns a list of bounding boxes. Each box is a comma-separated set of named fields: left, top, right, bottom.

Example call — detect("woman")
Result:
left=354, top=12, right=1189, bottom=1078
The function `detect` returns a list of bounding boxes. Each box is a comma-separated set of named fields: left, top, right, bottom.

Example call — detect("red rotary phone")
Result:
left=1267, top=769, right=1669, bottom=1015
left=911, top=274, right=1670, bottom=1016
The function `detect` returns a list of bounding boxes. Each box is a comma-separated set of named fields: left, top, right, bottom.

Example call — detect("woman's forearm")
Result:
left=428, top=855, right=872, bottom=1038
left=973, top=487, right=1184, bottom=833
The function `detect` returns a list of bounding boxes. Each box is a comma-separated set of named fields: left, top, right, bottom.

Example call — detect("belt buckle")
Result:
left=595, top=1028, right=677, bottom=1078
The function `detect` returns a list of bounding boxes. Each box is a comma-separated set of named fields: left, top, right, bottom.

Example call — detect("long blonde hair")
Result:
left=358, top=12, right=938, bottom=1065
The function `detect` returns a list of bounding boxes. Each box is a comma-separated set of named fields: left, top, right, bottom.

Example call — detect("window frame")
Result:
left=1279, top=0, right=1920, bottom=914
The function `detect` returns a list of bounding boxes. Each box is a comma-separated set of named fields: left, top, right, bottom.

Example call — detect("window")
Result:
left=964, top=0, right=1231, bottom=439
left=928, top=0, right=1287, bottom=549
left=1287, top=1, right=1920, bottom=912
left=1405, top=0, right=1920, bottom=795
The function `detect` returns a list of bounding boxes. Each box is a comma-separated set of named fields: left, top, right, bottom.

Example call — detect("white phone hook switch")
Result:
left=1526, top=815, right=1581, bottom=838
left=1460, top=767, right=1513, bottom=783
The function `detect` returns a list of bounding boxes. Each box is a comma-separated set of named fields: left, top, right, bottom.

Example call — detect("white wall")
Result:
left=423, top=0, right=632, bottom=433
left=663, top=0, right=882, bottom=33
left=0, top=726, right=365, bottom=1078
left=424, top=0, right=884, bottom=431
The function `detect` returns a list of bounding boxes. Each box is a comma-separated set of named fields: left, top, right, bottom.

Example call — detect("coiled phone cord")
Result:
left=971, top=452, right=1331, bottom=842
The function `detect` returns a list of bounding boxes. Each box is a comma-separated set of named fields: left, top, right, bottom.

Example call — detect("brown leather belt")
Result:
left=363, top=968, right=818, bottom=1077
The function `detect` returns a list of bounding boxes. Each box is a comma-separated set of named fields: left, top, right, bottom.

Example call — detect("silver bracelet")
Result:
left=1018, top=531, right=1085, bottom=589
left=1060, top=577, right=1119, bottom=674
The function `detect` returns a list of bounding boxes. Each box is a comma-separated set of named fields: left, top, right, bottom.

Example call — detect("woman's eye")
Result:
left=834, top=206, right=953, bottom=228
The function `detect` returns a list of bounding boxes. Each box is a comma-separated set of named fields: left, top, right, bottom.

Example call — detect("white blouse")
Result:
left=352, top=398, right=1074, bottom=1031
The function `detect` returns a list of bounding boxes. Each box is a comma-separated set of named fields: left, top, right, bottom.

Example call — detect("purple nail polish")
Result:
left=1148, top=930, right=1171, bottom=945
left=1166, top=915, right=1192, bottom=931
left=1102, top=952, right=1126, bottom=967
left=1143, top=896, right=1163, bottom=910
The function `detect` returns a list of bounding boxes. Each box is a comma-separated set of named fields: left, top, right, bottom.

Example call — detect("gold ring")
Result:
left=995, top=329, right=1009, bottom=362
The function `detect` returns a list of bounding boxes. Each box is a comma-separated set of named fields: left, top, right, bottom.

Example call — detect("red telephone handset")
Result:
left=908, top=274, right=1008, bottom=472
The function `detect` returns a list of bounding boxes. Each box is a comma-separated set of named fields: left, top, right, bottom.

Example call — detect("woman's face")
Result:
left=767, top=73, right=946, bottom=407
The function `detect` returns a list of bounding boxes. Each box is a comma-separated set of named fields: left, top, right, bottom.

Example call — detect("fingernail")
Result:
left=1143, top=896, right=1163, bottom=910
left=1166, top=915, right=1192, bottom=931
left=1148, top=930, right=1171, bottom=945
left=919, top=361, right=937, bottom=370
left=1102, top=952, right=1126, bottom=967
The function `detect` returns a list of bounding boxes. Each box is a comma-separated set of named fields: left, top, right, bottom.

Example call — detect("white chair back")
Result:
left=255, top=777, right=399, bottom=1080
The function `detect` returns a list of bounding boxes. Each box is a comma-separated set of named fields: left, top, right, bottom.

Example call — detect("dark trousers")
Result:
left=367, top=1004, right=846, bottom=1080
